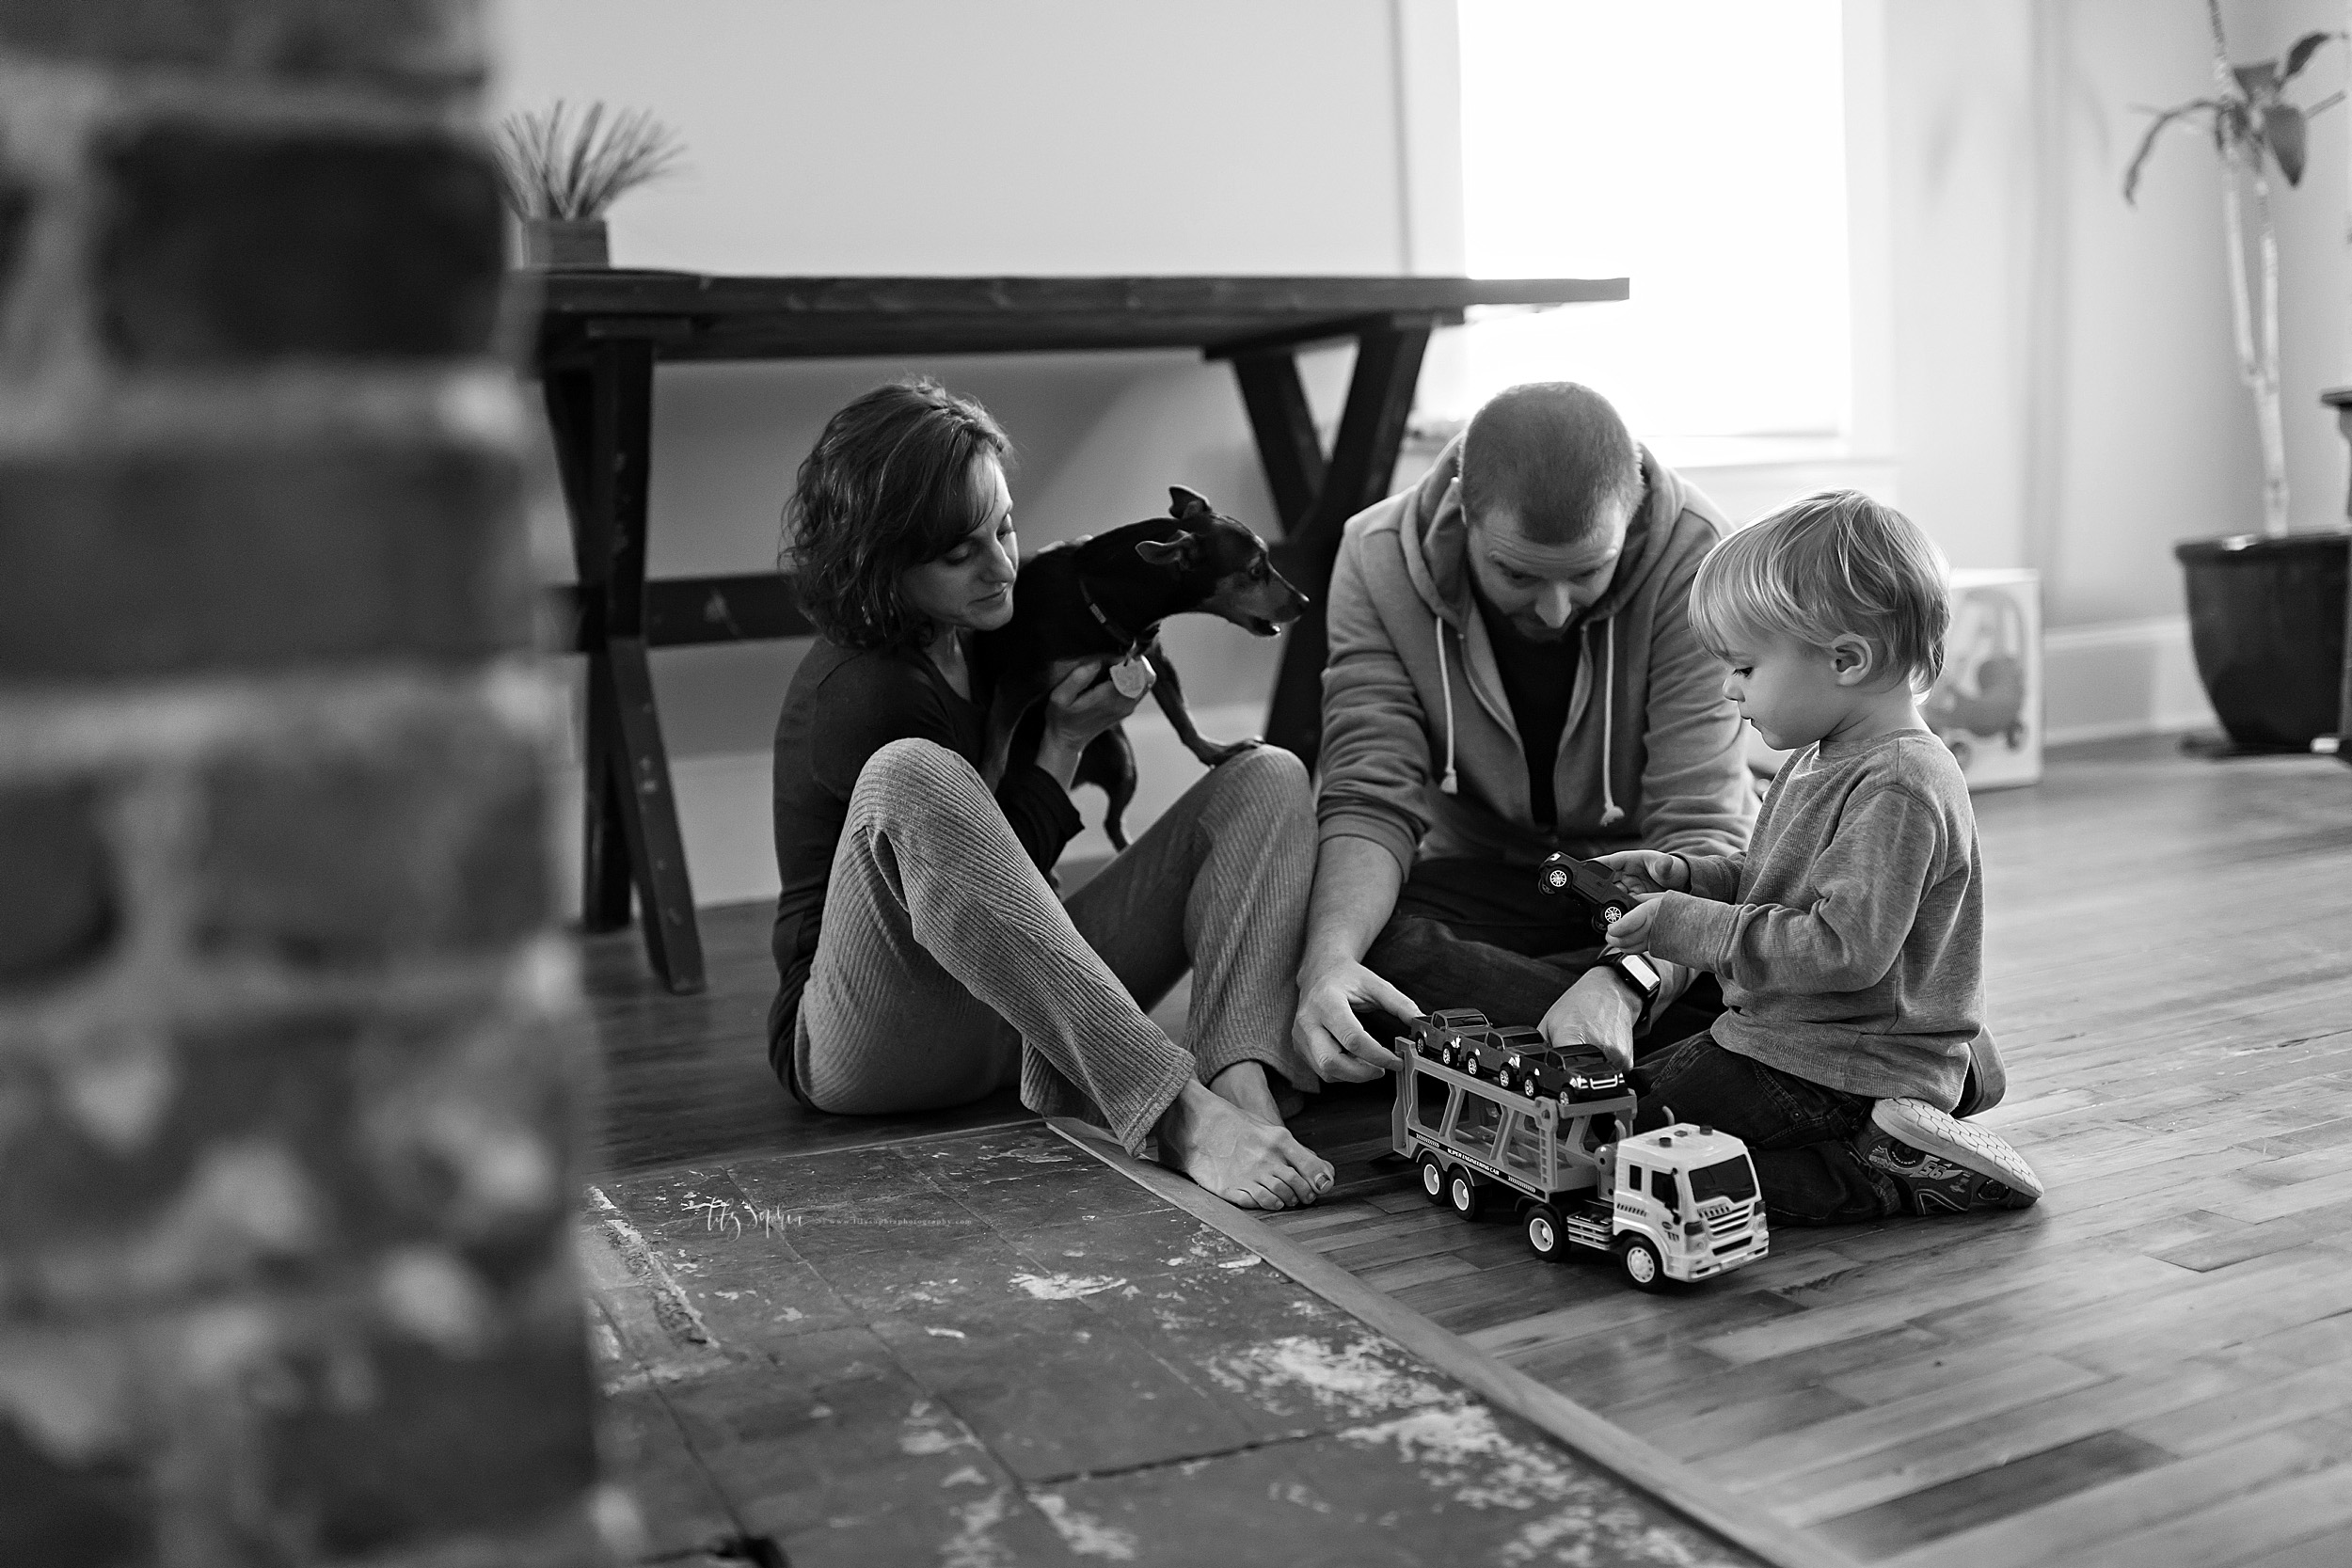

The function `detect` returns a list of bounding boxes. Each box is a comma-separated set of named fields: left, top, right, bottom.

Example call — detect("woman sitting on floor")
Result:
left=767, top=377, right=1333, bottom=1210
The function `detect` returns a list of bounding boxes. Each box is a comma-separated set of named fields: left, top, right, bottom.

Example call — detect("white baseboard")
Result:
left=2042, top=615, right=2217, bottom=746
left=549, top=701, right=1269, bottom=914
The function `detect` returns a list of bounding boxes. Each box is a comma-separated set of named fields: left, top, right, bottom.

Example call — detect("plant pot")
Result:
left=520, top=217, right=608, bottom=269
left=2173, top=528, right=2349, bottom=749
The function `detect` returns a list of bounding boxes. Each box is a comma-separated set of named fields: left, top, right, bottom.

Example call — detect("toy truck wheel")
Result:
left=1616, top=1235, right=1668, bottom=1292
left=1417, top=1152, right=1446, bottom=1205
left=1524, top=1203, right=1566, bottom=1261
left=1602, top=902, right=1626, bottom=925
left=1446, top=1169, right=1485, bottom=1220
left=1542, top=865, right=1569, bottom=893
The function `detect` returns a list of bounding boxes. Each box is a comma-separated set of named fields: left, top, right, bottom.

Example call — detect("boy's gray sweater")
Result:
left=1644, top=731, right=1982, bottom=1109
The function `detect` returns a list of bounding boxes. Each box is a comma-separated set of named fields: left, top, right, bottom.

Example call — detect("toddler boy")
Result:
left=1598, top=491, right=2042, bottom=1223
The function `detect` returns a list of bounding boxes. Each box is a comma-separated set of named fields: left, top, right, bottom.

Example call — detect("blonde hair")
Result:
left=1690, top=490, right=1950, bottom=691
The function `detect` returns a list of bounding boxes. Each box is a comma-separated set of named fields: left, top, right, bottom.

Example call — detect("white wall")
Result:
left=492, top=0, right=1459, bottom=906
left=1874, top=0, right=2349, bottom=740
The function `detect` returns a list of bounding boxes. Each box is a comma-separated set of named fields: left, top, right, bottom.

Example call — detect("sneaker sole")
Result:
left=1872, top=1098, right=2044, bottom=1199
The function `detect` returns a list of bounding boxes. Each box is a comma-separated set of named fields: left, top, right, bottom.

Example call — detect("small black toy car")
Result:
left=1468, top=1024, right=1541, bottom=1082
left=1501, top=1039, right=1628, bottom=1102
left=1408, top=1007, right=1490, bottom=1071
left=1536, top=851, right=1640, bottom=937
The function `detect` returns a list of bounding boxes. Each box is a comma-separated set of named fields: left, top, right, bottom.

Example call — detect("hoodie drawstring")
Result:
left=1597, top=617, right=1625, bottom=827
left=1433, top=610, right=1459, bottom=795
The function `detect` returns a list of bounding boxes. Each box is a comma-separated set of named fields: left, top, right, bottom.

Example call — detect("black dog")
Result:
left=977, top=486, right=1308, bottom=848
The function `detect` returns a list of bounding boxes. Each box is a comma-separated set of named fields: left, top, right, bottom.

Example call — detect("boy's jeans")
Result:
left=1634, top=1027, right=1905, bottom=1226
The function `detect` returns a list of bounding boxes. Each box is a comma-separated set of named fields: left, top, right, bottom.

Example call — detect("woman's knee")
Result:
left=1200, top=743, right=1312, bottom=830
left=850, top=737, right=986, bottom=825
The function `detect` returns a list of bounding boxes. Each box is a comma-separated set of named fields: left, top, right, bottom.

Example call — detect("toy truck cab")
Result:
left=1597, top=1126, right=1770, bottom=1288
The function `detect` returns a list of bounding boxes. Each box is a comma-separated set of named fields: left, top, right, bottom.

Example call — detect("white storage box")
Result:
left=1925, top=568, right=2042, bottom=790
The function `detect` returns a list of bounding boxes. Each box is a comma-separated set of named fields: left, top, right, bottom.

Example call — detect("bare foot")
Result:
left=1207, top=1060, right=1284, bottom=1127
left=1158, top=1082, right=1334, bottom=1210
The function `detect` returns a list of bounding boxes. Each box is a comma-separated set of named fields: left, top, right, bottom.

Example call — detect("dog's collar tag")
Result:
left=1110, top=657, right=1152, bottom=699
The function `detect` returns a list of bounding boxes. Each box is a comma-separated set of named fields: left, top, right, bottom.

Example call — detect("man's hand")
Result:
left=1591, top=848, right=1687, bottom=895
left=1603, top=890, right=1668, bottom=956
left=1540, top=966, right=1642, bottom=1071
left=1293, top=960, right=1419, bottom=1085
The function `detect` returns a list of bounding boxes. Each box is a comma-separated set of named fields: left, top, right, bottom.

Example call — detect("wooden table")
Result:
left=530, top=273, right=1628, bottom=992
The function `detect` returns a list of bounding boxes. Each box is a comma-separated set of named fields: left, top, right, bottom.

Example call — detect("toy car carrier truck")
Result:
left=1391, top=1009, right=1770, bottom=1290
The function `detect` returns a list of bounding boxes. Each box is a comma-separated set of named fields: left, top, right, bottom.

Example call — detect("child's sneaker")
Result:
left=1856, top=1098, right=2043, bottom=1215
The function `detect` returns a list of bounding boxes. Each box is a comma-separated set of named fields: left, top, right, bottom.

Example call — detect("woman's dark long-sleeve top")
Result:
left=767, top=639, right=1080, bottom=1084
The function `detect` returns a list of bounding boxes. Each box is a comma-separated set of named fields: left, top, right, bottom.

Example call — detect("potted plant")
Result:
left=2125, top=2, right=2350, bottom=751
left=493, top=101, right=684, bottom=269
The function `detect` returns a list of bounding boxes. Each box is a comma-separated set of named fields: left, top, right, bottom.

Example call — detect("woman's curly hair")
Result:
left=782, top=378, right=1012, bottom=649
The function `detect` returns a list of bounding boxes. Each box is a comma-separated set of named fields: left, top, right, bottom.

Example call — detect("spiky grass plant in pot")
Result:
left=2124, top=3, right=2349, bottom=752
left=494, top=102, right=684, bottom=268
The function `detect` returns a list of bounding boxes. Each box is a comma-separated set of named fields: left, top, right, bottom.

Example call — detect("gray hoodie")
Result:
left=1318, top=436, right=1756, bottom=874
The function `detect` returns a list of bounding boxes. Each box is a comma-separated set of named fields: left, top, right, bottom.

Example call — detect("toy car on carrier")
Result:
left=1391, top=1008, right=1769, bottom=1291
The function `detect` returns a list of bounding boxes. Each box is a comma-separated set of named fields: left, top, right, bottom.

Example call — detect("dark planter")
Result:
left=2174, top=528, right=2350, bottom=749
left=520, top=216, right=608, bottom=268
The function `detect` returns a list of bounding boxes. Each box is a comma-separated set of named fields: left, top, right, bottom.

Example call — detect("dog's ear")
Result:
left=1168, top=486, right=1215, bottom=522
left=1135, top=536, right=1197, bottom=570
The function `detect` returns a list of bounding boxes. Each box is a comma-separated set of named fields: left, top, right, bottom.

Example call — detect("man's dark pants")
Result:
left=1361, top=856, right=1905, bottom=1225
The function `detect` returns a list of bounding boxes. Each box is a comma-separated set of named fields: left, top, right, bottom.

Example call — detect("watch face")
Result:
left=1614, top=953, right=1661, bottom=991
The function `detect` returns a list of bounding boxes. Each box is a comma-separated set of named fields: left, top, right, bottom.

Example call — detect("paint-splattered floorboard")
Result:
left=579, top=1127, right=1765, bottom=1566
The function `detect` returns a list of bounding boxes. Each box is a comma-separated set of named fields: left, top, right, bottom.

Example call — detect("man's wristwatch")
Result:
left=1598, top=951, right=1662, bottom=1033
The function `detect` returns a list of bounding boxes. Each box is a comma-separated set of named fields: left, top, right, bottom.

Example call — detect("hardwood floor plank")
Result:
left=1757, top=1358, right=2245, bottom=1528
left=2058, top=1457, right=2352, bottom=1568
left=1697, top=1357, right=2109, bottom=1492
left=1877, top=1432, right=2328, bottom=1568
left=1812, top=1430, right=2172, bottom=1563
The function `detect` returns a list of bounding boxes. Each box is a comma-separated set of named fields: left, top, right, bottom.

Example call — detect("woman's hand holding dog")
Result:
left=1034, top=656, right=1152, bottom=789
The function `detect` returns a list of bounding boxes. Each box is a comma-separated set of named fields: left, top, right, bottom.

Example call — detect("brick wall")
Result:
left=0, top=5, right=610, bottom=1564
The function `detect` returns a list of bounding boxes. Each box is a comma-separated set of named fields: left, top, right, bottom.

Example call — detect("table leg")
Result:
left=580, top=656, right=634, bottom=931
left=1243, top=324, right=1430, bottom=768
left=543, top=341, right=707, bottom=992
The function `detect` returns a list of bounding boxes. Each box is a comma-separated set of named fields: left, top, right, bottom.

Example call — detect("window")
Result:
left=1651, top=1169, right=1681, bottom=1209
left=1456, top=0, right=1852, bottom=444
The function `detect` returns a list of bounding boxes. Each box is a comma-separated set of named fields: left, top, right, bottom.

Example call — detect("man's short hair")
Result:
left=1460, top=382, right=1644, bottom=544
left=1689, top=490, right=1951, bottom=691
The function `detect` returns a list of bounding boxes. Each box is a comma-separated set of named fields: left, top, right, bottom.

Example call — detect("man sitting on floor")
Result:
left=1291, top=382, right=1753, bottom=1080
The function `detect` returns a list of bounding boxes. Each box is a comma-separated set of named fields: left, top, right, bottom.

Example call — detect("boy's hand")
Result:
left=1592, top=849, right=1687, bottom=895
left=1602, top=891, right=1669, bottom=955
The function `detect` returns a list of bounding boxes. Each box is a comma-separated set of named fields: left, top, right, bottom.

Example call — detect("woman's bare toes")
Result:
left=1160, top=1084, right=1329, bottom=1210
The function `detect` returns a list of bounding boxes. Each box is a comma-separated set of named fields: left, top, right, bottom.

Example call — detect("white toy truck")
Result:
left=1391, top=1008, right=1770, bottom=1291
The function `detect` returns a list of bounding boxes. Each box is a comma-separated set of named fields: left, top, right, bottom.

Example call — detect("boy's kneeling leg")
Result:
left=1634, top=1030, right=1905, bottom=1226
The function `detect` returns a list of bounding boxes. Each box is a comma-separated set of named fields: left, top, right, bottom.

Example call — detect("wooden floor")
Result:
left=1260, top=736, right=2352, bottom=1567
left=580, top=735, right=2352, bottom=1566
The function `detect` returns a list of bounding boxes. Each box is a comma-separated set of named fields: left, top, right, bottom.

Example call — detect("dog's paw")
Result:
left=1193, top=737, right=1264, bottom=766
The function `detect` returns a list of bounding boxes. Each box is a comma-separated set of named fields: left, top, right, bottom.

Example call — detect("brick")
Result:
left=259, top=1317, right=598, bottom=1557
left=0, top=442, right=528, bottom=676
left=96, top=120, right=506, bottom=365
left=0, top=1418, right=151, bottom=1567
left=0, top=779, right=117, bottom=988
left=0, top=1, right=484, bottom=92
left=0, top=1000, right=579, bottom=1311
left=0, top=176, right=29, bottom=319
left=193, top=711, right=548, bottom=970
